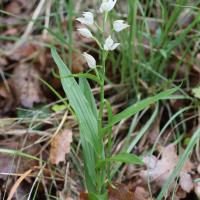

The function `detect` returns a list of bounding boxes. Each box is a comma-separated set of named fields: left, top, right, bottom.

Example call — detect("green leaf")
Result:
left=192, top=87, right=200, bottom=99
left=52, top=104, right=66, bottom=112
left=79, top=77, right=98, bottom=120
left=52, top=69, right=102, bottom=85
left=51, top=45, right=100, bottom=155
left=84, top=157, right=97, bottom=194
left=183, top=138, right=191, bottom=146
left=88, top=190, right=108, bottom=200
left=99, top=84, right=181, bottom=137
left=159, top=49, right=167, bottom=59
left=95, top=152, right=144, bottom=170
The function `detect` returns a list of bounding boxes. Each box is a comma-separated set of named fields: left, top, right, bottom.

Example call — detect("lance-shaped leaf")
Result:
left=51, top=45, right=99, bottom=154
left=95, top=152, right=144, bottom=170
left=98, top=85, right=181, bottom=138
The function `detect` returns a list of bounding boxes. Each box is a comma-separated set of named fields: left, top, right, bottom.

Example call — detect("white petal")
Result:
left=76, top=18, right=88, bottom=24
left=104, top=44, right=109, bottom=51
left=77, top=28, right=92, bottom=38
left=105, top=36, right=113, bottom=46
left=100, top=2, right=109, bottom=12
left=83, top=52, right=96, bottom=68
left=113, top=22, right=129, bottom=32
left=111, top=43, right=120, bottom=50
left=107, top=0, right=117, bottom=11
left=114, top=20, right=124, bottom=23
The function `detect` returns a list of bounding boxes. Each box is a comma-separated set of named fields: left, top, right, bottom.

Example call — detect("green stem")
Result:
left=109, top=29, right=114, bottom=36
left=93, top=22, right=103, bottom=33
left=94, top=68, right=100, bottom=79
left=91, top=36, right=103, bottom=50
left=96, top=11, right=107, bottom=196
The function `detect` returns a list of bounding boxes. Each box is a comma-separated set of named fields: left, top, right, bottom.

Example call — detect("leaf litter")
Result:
left=139, top=143, right=195, bottom=198
left=1, top=0, right=200, bottom=199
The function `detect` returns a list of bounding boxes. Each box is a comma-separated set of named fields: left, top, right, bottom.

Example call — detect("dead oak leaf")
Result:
left=106, top=182, right=134, bottom=200
left=139, top=143, right=195, bottom=198
left=10, top=63, right=47, bottom=108
left=50, top=130, right=73, bottom=165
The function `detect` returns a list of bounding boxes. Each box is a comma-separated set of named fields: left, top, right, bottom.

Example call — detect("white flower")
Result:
left=113, top=20, right=130, bottom=32
left=82, top=52, right=96, bottom=69
left=100, top=0, right=117, bottom=12
left=76, top=12, right=94, bottom=25
left=77, top=28, right=92, bottom=38
left=104, top=36, right=120, bottom=51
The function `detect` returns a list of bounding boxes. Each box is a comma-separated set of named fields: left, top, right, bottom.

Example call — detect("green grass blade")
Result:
left=111, top=104, right=158, bottom=179
left=157, top=126, right=200, bottom=199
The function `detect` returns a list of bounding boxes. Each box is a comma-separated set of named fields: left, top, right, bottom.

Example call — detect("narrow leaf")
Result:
left=79, top=77, right=98, bottom=120
left=51, top=45, right=100, bottom=155
left=96, top=152, right=144, bottom=170
left=52, top=69, right=102, bottom=85
left=99, top=85, right=181, bottom=137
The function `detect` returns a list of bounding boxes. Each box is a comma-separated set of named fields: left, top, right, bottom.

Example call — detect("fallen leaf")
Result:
left=132, top=186, right=154, bottom=200
left=139, top=143, right=195, bottom=198
left=4, top=0, right=22, bottom=14
left=50, top=130, right=73, bottom=164
left=9, top=63, right=47, bottom=108
left=106, top=182, right=134, bottom=200
left=79, top=192, right=90, bottom=200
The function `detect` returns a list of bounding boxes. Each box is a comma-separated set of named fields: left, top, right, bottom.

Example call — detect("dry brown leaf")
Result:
left=132, top=186, right=154, bottom=200
left=50, top=130, right=73, bottom=165
left=139, top=143, right=195, bottom=198
left=4, top=0, right=22, bottom=14
left=9, top=63, right=47, bottom=108
left=79, top=192, right=90, bottom=200
left=106, top=182, right=134, bottom=200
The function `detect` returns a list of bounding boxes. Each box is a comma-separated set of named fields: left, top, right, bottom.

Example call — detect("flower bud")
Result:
left=82, top=52, right=96, bottom=69
left=100, top=0, right=117, bottom=12
left=76, top=12, right=94, bottom=25
left=77, top=28, right=92, bottom=38
left=113, top=20, right=129, bottom=32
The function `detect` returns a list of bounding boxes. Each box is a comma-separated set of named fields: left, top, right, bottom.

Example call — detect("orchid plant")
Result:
left=50, top=0, right=181, bottom=199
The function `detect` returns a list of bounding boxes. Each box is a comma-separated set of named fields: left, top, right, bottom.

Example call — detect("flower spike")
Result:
left=104, top=36, right=120, bottom=51
left=82, top=52, right=96, bottom=69
left=113, top=20, right=129, bottom=32
left=76, top=12, right=94, bottom=25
